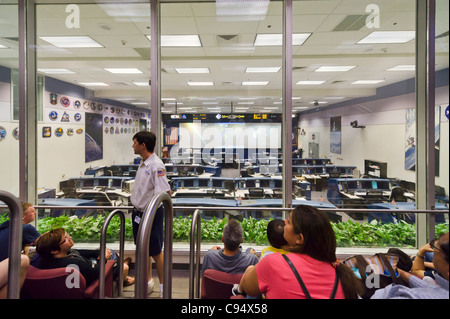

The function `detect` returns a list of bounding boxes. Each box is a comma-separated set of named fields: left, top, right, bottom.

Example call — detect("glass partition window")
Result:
left=2, top=0, right=446, bottom=249
left=0, top=2, right=19, bottom=197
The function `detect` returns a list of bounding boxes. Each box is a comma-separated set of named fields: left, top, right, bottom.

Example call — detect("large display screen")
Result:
left=178, top=122, right=281, bottom=149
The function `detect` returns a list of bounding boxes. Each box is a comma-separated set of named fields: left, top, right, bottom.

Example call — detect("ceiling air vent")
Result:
left=292, top=67, right=306, bottom=71
left=331, top=81, right=346, bottom=84
left=216, top=34, right=239, bottom=46
left=333, top=14, right=369, bottom=31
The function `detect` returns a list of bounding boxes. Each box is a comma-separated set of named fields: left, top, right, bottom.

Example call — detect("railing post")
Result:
left=0, top=191, right=23, bottom=299
left=189, top=209, right=202, bottom=299
left=99, top=209, right=126, bottom=299
left=135, top=192, right=173, bottom=299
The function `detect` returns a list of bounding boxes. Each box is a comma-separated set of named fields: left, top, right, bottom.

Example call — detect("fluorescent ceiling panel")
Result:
left=296, top=80, right=326, bottom=85
left=246, top=67, right=281, bottom=73
left=175, top=68, right=210, bottom=74
left=357, top=31, right=415, bottom=44
left=254, top=33, right=311, bottom=46
left=105, top=68, right=142, bottom=74
left=242, top=81, right=269, bottom=85
left=133, top=82, right=150, bottom=86
left=147, top=35, right=202, bottom=47
left=352, top=80, right=385, bottom=84
left=387, top=65, right=415, bottom=71
left=187, top=81, right=214, bottom=86
left=38, top=68, right=76, bottom=74
left=315, top=66, right=356, bottom=72
left=79, top=82, right=109, bottom=86
left=0, top=44, right=8, bottom=49
left=39, top=36, right=103, bottom=48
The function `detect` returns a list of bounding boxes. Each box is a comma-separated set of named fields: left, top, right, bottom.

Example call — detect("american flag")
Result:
left=165, top=126, right=178, bottom=145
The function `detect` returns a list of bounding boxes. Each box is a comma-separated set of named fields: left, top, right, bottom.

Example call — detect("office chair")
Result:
left=389, top=186, right=407, bottom=202
left=21, top=260, right=115, bottom=299
left=201, top=269, right=243, bottom=299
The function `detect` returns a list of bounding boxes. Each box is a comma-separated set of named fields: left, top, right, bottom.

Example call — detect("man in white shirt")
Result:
left=131, top=131, right=171, bottom=295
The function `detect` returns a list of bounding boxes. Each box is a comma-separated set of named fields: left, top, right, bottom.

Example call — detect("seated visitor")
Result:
left=260, top=219, right=289, bottom=259
left=31, top=228, right=134, bottom=287
left=234, top=205, right=363, bottom=299
left=201, top=219, right=259, bottom=274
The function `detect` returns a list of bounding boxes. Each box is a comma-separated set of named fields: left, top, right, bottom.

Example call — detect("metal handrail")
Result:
left=99, top=209, right=126, bottom=299
left=0, top=191, right=23, bottom=299
left=134, top=192, right=173, bottom=299
left=188, top=209, right=201, bottom=299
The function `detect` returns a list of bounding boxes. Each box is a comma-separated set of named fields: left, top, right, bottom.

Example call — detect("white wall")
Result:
left=298, top=85, right=449, bottom=193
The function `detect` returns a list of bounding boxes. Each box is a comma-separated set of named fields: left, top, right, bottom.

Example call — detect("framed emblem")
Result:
left=0, top=126, right=6, bottom=141
left=55, top=127, right=64, bottom=137
left=83, top=101, right=90, bottom=110
left=74, top=100, right=81, bottom=109
left=49, top=110, right=58, bottom=121
left=50, top=93, right=57, bottom=105
left=76, top=128, right=84, bottom=134
left=60, top=96, right=70, bottom=107
left=67, top=128, right=74, bottom=136
left=104, top=116, right=109, bottom=124
left=61, top=112, right=70, bottom=122
left=42, top=126, right=51, bottom=138
left=13, top=127, right=19, bottom=140
left=74, top=113, right=82, bottom=122
left=110, top=117, right=115, bottom=124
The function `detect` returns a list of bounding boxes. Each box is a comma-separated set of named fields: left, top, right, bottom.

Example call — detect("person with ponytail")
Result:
left=234, top=205, right=363, bottom=299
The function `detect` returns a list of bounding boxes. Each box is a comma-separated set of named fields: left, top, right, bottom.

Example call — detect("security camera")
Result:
left=351, top=120, right=365, bottom=129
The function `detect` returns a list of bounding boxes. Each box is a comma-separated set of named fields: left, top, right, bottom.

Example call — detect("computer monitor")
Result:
left=199, top=179, right=209, bottom=187
left=82, top=179, right=95, bottom=188
left=377, top=181, right=390, bottom=189
left=112, top=179, right=123, bottom=187
left=347, top=181, right=358, bottom=190
left=248, top=188, right=264, bottom=198
left=246, top=180, right=256, bottom=188
left=98, top=179, right=109, bottom=187
left=260, top=180, right=270, bottom=188
left=213, top=180, right=223, bottom=188
left=361, top=181, right=373, bottom=190
left=184, top=179, right=194, bottom=187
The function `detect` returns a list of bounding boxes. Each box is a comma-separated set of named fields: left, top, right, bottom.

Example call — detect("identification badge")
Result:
left=134, top=215, right=141, bottom=224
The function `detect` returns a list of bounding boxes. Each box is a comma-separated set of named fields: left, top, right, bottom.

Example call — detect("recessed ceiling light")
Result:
left=242, top=81, right=269, bottom=86
left=147, top=35, right=202, bottom=47
left=162, top=98, right=177, bottom=101
left=237, top=102, right=255, bottom=105
left=315, top=66, right=356, bottom=72
left=175, top=68, right=210, bottom=74
left=0, top=44, right=9, bottom=49
left=387, top=65, right=415, bottom=71
left=324, top=96, right=345, bottom=100
left=357, top=31, right=415, bottom=44
left=187, top=81, right=214, bottom=86
left=178, top=107, right=193, bottom=110
left=132, top=102, right=148, bottom=105
left=105, top=68, right=142, bottom=74
left=254, top=33, right=311, bottom=46
left=352, top=80, right=385, bottom=84
left=296, top=80, right=326, bottom=85
left=235, top=107, right=250, bottom=110
left=245, top=67, right=281, bottom=73
left=79, top=82, right=109, bottom=87
left=309, top=101, right=327, bottom=104
left=38, top=68, right=76, bottom=74
left=39, top=36, right=103, bottom=48
left=133, top=81, right=150, bottom=86
left=264, top=107, right=279, bottom=110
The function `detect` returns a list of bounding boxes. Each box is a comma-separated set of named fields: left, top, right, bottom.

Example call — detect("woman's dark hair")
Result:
left=287, top=205, right=364, bottom=299
left=133, top=131, right=156, bottom=153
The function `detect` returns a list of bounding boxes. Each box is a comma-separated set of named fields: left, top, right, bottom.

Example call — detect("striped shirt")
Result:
left=371, top=273, right=449, bottom=299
